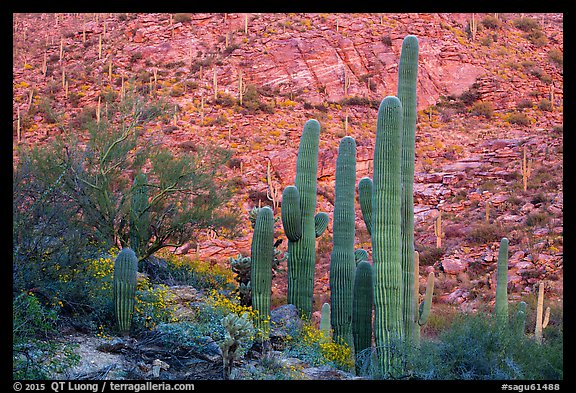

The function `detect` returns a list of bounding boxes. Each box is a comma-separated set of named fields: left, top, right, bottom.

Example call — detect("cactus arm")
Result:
left=542, top=306, right=551, bottom=329
left=358, top=177, right=373, bottom=236
left=314, top=212, right=329, bottom=238
left=281, top=186, right=302, bottom=242
left=495, top=237, right=510, bottom=326
left=417, top=272, right=435, bottom=326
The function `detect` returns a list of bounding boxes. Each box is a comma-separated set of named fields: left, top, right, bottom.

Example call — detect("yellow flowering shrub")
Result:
left=160, top=252, right=237, bottom=291
left=285, top=320, right=354, bottom=372
left=134, top=278, right=179, bottom=331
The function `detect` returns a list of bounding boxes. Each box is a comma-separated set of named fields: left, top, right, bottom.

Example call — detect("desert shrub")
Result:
left=516, top=99, right=534, bottom=110
left=513, top=17, right=541, bottom=32
left=173, top=13, right=192, bottom=23
left=283, top=319, right=354, bottom=372
left=156, top=252, right=237, bottom=292
left=466, top=222, right=508, bottom=244
left=526, top=29, right=548, bottom=47
left=13, top=292, right=80, bottom=379
left=409, top=313, right=562, bottom=380
left=548, top=48, right=563, bottom=67
left=470, top=101, right=494, bottom=118
left=538, top=98, right=553, bottom=111
left=505, top=112, right=531, bottom=126
left=416, top=244, right=445, bottom=266
left=481, top=15, right=501, bottom=29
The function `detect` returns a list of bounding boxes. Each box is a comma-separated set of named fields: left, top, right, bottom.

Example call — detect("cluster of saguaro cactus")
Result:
left=281, top=119, right=329, bottom=319
left=356, top=35, right=434, bottom=376
left=113, top=247, right=139, bottom=335
left=246, top=34, right=438, bottom=377
left=329, top=136, right=357, bottom=348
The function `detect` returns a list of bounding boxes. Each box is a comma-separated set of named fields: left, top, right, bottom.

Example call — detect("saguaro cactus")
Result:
left=398, top=34, right=420, bottom=346
left=371, top=95, right=404, bottom=376
left=251, top=206, right=275, bottom=336
left=281, top=119, right=329, bottom=318
left=514, top=301, right=528, bottom=336
left=329, top=136, right=357, bottom=349
left=113, top=248, right=138, bottom=335
left=130, top=173, right=150, bottom=260
left=352, top=260, right=373, bottom=374
left=495, top=237, right=510, bottom=326
left=535, top=282, right=550, bottom=344
left=319, top=302, right=332, bottom=338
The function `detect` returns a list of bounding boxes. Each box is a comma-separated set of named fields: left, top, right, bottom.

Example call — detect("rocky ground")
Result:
left=13, top=12, right=563, bottom=379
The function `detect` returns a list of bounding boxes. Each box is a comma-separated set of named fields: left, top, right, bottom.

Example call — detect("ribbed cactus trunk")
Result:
left=251, top=206, right=274, bottom=336
left=113, top=248, right=138, bottom=335
left=281, top=119, right=328, bottom=318
left=329, top=136, right=357, bottom=349
left=130, top=173, right=150, bottom=260
left=319, top=302, right=332, bottom=338
left=398, top=35, right=419, bottom=346
left=372, top=96, right=404, bottom=377
left=352, top=260, right=373, bottom=374
left=358, top=177, right=373, bottom=237
left=495, top=237, right=509, bottom=326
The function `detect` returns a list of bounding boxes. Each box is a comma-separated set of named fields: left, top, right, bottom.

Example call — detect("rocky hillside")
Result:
left=12, top=13, right=563, bottom=317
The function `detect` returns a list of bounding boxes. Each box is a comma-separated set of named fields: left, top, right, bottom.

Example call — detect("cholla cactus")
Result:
left=220, top=312, right=254, bottom=379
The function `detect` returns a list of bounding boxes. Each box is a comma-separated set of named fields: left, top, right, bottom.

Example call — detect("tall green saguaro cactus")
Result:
left=372, top=96, right=404, bottom=376
left=398, top=35, right=419, bottom=345
left=281, top=119, right=329, bottom=318
left=130, top=173, right=150, bottom=260
left=495, top=237, right=510, bottom=326
left=113, top=247, right=138, bottom=335
left=329, top=136, right=357, bottom=349
left=251, top=206, right=275, bottom=336
left=352, top=260, right=373, bottom=374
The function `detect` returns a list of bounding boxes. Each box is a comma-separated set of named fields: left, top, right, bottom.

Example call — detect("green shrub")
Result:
left=409, top=313, right=563, bottom=380
left=13, top=292, right=80, bottom=379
